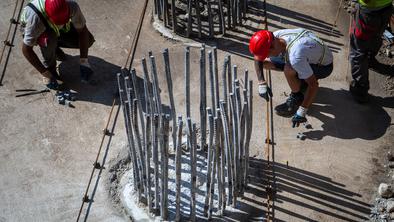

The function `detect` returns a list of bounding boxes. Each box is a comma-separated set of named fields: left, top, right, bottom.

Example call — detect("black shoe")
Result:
left=56, top=47, right=67, bottom=61
left=275, top=93, right=304, bottom=117
left=349, top=80, right=369, bottom=103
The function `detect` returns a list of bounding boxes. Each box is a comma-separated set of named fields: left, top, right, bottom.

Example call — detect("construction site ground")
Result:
left=0, top=0, right=393, bottom=221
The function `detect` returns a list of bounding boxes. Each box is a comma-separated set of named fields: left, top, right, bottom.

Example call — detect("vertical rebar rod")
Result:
left=171, top=0, right=177, bottom=31
left=117, top=74, right=138, bottom=192
left=229, top=93, right=238, bottom=206
left=227, top=0, right=232, bottom=29
left=213, top=47, right=220, bottom=110
left=204, top=109, right=214, bottom=216
left=185, top=47, right=191, bottom=118
left=150, top=56, right=163, bottom=116
left=163, top=49, right=177, bottom=152
left=219, top=101, right=233, bottom=205
left=142, top=58, right=154, bottom=115
left=130, top=69, right=146, bottom=145
left=161, top=115, right=170, bottom=220
left=235, top=84, right=243, bottom=194
left=246, top=80, right=253, bottom=185
left=208, top=116, right=218, bottom=219
left=187, top=117, right=196, bottom=221
left=232, top=0, right=237, bottom=27
left=144, top=113, right=153, bottom=212
left=186, top=0, right=193, bottom=37
left=152, top=114, right=160, bottom=213
left=207, top=0, right=214, bottom=38
left=222, top=56, right=229, bottom=105
left=175, top=116, right=183, bottom=222
left=215, top=110, right=223, bottom=215
left=219, top=110, right=227, bottom=212
left=0, top=0, right=25, bottom=85
left=200, top=47, right=207, bottom=151
left=163, top=0, right=169, bottom=27
left=132, top=98, right=147, bottom=197
left=195, top=0, right=202, bottom=38
left=238, top=101, right=247, bottom=195
left=227, top=56, right=233, bottom=101
left=192, top=123, right=198, bottom=221
left=125, top=78, right=144, bottom=201
left=208, top=51, right=215, bottom=116
left=185, top=47, right=191, bottom=152
left=218, top=0, right=225, bottom=34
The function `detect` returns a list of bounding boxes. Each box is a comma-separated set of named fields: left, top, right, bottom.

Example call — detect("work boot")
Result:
left=275, top=92, right=304, bottom=117
left=56, top=47, right=67, bottom=61
left=349, top=80, right=369, bottom=103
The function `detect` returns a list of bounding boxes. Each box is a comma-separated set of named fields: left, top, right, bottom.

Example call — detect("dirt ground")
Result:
left=0, top=0, right=393, bottom=221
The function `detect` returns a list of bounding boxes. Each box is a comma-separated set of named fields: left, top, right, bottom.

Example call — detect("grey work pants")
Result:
left=349, top=4, right=392, bottom=92
left=39, top=24, right=95, bottom=69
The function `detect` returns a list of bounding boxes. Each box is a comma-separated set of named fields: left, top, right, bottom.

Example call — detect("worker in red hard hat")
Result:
left=249, top=29, right=333, bottom=127
left=20, top=0, right=95, bottom=90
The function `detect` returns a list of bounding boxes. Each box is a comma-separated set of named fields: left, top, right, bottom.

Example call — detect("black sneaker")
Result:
left=275, top=93, right=304, bottom=117
left=349, top=80, right=369, bottom=103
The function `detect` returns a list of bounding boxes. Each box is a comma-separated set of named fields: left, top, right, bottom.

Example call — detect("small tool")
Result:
left=296, top=132, right=306, bottom=140
left=15, top=88, right=50, bottom=97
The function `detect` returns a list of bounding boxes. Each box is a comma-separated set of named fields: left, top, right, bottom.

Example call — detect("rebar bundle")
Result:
left=153, top=0, right=249, bottom=38
left=116, top=47, right=253, bottom=220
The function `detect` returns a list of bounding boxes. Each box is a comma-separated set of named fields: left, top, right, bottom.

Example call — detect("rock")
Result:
left=379, top=183, right=394, bottom=198
left=387, top=201, right=394, bottom=212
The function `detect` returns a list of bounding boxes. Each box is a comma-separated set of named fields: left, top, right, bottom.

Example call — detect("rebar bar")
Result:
left=213, top=47, right=220, bottom=110
left=152, top=114, right=160, bottom=213
left=0, top=0, right=25, bottom=85
left=207, top=0, right=214, bottom=38
left=161, top=115, right=169, bottom=220
left=195, top=0, right=202, bottom=38
left=204, top=109, right=214, bottom=216
left=186, top=0, right=193, bottom=37
left=175, top=116, right=183, bottom=221
left=208, top=51, right=215, bottom=116
left=208, top=116, right=218, bottom=219
left=215, top=110, right=223, bottom=215
left=187, top=117, right=196, bottom=221
left=200, top=47, right=207, bottom=151
left=144, top=113, right=153, bottom=212
left=163, top=49, right=177, bottom=152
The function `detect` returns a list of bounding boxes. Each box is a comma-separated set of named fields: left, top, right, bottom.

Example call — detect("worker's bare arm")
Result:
left=301, top=74, right=319, bottom=108
left=76, top=25, right=89, bottom=58
left=22, top=43, right=51, bottom=78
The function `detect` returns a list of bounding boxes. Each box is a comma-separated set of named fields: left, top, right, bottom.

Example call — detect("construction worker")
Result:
left=348, top=0, right=393, bottom=103
left=21, top=0, right=94, bottom=89
left=249, top=29, right=333, bottom=127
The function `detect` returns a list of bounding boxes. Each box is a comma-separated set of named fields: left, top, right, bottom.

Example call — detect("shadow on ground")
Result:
left=191, top=0, right=344, bottom=60
left=303, top=87, right=393, bottom=140
left=246, top=158, right=370, bottom=222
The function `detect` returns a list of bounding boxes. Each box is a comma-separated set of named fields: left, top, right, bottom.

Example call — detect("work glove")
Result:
left=258, top=83, right=273, bottom=101
left=80, top=58, right=94, bottom=83
left=42, top=70, right=63, bottom=90
left=292, top=106, right=308, bottom=128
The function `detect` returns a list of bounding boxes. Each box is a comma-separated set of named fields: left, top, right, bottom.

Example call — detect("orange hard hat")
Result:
left=249, top=30, right=274, bottom=61
left=45, top=0, right=70, bottom=25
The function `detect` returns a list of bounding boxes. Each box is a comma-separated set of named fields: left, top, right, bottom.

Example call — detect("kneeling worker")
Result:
left=21, top=0, right=95, bottom=89
left=249, top=29, right=334, bottom=127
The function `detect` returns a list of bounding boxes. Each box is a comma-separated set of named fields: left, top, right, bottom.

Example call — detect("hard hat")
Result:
left=249, top=30, right=274, bottom=61
left=45, top=0, right=70, bottom=25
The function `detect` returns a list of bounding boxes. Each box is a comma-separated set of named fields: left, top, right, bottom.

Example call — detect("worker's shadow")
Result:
left=58, top=55, right=120, bottom=106
left=304, top=87, right=393, bottom=140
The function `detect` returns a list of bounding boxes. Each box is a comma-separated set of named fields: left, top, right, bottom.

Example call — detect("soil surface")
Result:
left=0, top=0, right=393, bottom=221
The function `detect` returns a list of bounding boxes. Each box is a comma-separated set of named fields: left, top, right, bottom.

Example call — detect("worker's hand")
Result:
left=80, top=58, right=93, bottom=83
left=258, top=83, right=273, bottom=101
left=292, top=106, right=308, bottom=128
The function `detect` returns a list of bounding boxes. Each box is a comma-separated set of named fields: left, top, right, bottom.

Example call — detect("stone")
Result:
left=387, top=201, right=394, bottom=213
left=379, top=183, right=394, bottom=198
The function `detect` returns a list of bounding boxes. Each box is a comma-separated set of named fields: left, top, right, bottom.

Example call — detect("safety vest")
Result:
left=279, top=29, right=327, bottom=66
left=358, top=0, right=392, bottom=9
left=21, top=0, right=71, bottom=36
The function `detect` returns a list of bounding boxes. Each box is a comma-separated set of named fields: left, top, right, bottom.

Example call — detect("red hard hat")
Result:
left=45, top=0, right=70, bottom=25
left=249, top=30, right=274, bottom=61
